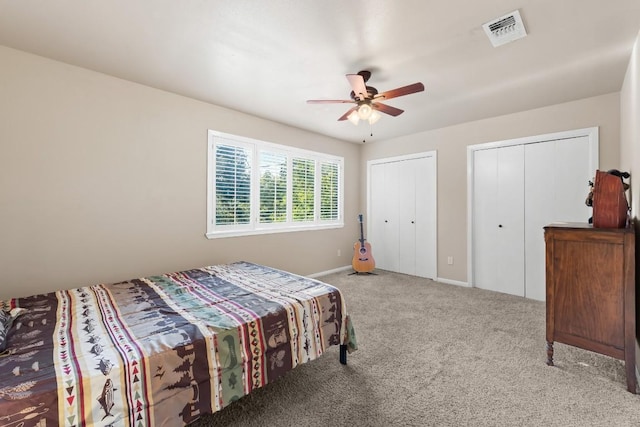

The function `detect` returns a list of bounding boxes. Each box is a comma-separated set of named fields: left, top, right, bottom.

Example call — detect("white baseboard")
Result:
left=309, top=269, right=470, bottom=288
left=436, top=277, right=470, bottom=287
left=308, top=265, right=353, bottom=278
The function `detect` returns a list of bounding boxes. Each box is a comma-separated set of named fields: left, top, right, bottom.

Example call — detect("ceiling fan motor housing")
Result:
left=350, top=86, right=378, bottom=101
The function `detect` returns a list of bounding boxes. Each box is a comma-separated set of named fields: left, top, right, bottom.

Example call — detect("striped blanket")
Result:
left=0, top=262, right=357, bottom=426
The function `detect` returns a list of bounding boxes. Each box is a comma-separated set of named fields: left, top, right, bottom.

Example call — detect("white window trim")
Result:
left=206, top=130, right=344, bottom=239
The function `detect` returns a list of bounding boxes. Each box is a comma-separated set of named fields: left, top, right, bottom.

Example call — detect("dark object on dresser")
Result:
left=591, top=169, right=630, bottom=228
left=544, top=223, right=636, bottom=393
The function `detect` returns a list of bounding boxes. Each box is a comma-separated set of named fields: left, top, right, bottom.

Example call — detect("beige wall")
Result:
left=0, top=46, right=360, bottom=299
left=0, top=42, right=628, bottom=299
left=361, top=92, right=621, bottom=283
left=621, top=30, right=640, bottom=218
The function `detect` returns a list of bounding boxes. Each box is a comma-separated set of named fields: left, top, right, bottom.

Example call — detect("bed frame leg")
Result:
left=339, top=344, right=347, bottom=365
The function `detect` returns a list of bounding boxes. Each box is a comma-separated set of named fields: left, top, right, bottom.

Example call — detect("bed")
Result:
left=0, top=261, right=357, bottom=426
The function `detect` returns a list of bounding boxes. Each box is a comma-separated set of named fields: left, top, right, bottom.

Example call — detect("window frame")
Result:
left=206, top=130, right=344, bottom=239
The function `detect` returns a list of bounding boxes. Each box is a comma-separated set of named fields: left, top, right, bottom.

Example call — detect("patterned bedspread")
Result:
left=0, top=262, right=357, bottom=426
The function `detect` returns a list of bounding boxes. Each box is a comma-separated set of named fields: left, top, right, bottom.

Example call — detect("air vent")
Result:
left=482, top=10, right=527, bottom=47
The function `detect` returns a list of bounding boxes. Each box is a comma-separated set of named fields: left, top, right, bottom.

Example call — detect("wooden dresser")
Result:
left=544, top=223, right=636, bottom=393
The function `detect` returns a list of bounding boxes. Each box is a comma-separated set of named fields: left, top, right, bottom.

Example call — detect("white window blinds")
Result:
left=259, top=151, right=287, bottom=223
left=292, top=157, right=315, bottom=222
left=207, top=130, right=343, bottom=238
left=215, top=143, right=252, bottom=225
left=320, top=161, right=339, bottom=220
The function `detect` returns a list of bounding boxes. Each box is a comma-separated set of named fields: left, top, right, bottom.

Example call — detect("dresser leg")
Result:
left=625, top=351, right=637, bottom=394
left=546, top=341, right=554, bottom=366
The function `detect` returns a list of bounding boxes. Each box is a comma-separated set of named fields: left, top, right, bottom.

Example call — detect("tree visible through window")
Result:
left=215, top=144, right=251, bottom=225
left=292, top=158, right=315, bottom=222
left=259, top=151, right=287, bottom=223
left=321, top=161, right=339, bottom=220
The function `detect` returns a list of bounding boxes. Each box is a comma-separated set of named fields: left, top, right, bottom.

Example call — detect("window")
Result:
left=207, top=130, right=343, bottom=238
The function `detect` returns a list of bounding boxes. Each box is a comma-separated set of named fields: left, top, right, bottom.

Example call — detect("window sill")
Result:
left=205, top=222, right=344, bottom=239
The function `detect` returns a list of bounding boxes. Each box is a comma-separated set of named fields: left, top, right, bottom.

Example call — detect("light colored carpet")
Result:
left=190, top=269, right=640, bottom=426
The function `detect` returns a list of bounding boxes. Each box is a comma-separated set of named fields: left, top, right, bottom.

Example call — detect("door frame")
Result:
left=466, top=127, right=599, bottom=289
left=367, top=151, right=438, bottom=278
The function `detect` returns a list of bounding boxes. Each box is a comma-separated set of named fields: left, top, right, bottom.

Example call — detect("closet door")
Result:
left=473, top=148, right=499, bottom=292
left=472, top=133, right=595, bottom=301
left=524, top=136, right=591, bottom=300
left=383, top=161, right=402, bottom=272
left=369, top=154, right=437, bottom=277
left=370, top=161, right=401, bottom=272
left=415, top=155, right=437, bottom=279
left=496, top=145, right=525, bottom=296
left=473, top=145, right=525, bottom=297
left=370, top=163, right=389, bottom=270
left=398, top=159, right=417, bottom=275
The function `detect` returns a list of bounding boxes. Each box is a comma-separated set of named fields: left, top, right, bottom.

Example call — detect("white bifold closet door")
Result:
left=369, top=154, right=436, bottom=279
left=523, top=136, right=592, bottom=300
left=472, top=135, right=593, bottom=300
left=371, top=160, right=401, bottom=273
left=473, top=145, right=525, bottom=296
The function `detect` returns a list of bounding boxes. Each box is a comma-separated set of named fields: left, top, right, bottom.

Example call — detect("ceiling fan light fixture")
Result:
left=368, top=111, right=381, bottom=125
left=347, top=110, right=360, bottom=125
left=357, top=103, right=373, bottom=120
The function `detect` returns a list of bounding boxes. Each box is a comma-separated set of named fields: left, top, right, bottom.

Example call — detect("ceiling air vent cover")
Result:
left=483, top=10, right=527, bottom=47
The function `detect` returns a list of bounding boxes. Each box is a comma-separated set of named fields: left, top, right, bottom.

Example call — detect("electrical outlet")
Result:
left=337, top=249, right=341, bottom=257
left=447, top=256, right=454, bottom=265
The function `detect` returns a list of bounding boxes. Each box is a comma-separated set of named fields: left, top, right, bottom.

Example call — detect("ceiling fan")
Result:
left=306, top=70, right=425, bottom=124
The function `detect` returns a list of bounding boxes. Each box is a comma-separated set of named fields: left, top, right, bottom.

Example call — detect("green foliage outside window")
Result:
left=260, top=152, right=287, bottom=223
left=215, top=144, right=251, bottom=225
left=320, top=162, right=339, bottom=220
left=292, top=158, right=315, bottom=221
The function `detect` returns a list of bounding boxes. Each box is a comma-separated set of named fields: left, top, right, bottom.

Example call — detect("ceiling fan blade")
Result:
left=346, top=74, right=369, bottom=100
left=375, top=82, right=425, bottom=101
left=338, top=106, right=358, bottom=121
left=372, top=102, right=404, bottom=117
left=306, top=99, right=355, bottom=104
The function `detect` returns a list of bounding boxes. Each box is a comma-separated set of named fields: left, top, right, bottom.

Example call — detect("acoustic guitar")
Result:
left=352, top=214, right=375, bottom=273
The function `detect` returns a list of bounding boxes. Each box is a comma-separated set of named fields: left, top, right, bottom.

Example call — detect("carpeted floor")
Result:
left=190, top=269, right=640, bottom=426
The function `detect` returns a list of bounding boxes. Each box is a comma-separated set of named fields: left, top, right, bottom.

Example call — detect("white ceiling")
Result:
left=1, top=1, right=639, bottom=143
